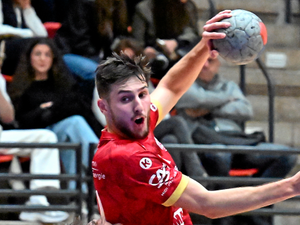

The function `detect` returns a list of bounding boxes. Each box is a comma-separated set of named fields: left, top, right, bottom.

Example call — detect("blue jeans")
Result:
left=63, top=54, right=98, bottom=80
left=47, top=115, right=99, bottom=191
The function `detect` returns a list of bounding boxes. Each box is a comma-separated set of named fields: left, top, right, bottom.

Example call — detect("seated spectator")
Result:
left=0, top=47, right=68, bottom=222
left=154, top=115, right=207, bottom=178
left=7, top=37, right=101, bottom=193
left=55, top=0, right=128, bottom=61
left=131, top=0, right=200, bottom=79
left=175, top=56, right=297, bottom=225
left=0, top=0, right=48, bottom=76
left=54, top=0, right=129, bottom=100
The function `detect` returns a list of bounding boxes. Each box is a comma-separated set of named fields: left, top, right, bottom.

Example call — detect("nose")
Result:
left=133, top=96, right=143, bottom=114
left=40, top=53, right=47, bottom=61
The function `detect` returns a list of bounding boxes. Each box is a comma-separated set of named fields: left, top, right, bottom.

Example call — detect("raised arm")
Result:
left=150, top=10, right=232, bottom=122
left=174, top=173, right=300, bottom=219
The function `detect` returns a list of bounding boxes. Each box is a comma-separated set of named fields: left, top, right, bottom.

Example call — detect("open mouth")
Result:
left=135, top=117, right=144, bottom=125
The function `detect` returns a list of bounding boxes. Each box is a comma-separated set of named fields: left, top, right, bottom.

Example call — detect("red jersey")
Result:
left=92, top=103, right=192, bottom=225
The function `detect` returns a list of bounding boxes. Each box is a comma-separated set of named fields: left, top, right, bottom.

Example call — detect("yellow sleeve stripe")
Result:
left=151, top=99, right=164, bottom=125
left=162, top=175, right=190, bottom=207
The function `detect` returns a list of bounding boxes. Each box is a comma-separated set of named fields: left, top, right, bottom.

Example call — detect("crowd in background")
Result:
left=0, top=0, right=298, bottom=224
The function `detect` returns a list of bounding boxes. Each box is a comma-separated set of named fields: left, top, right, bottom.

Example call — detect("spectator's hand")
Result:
left=156, top=39, right=179, bottom=60
left=202, top=10, right=232, bottom=58
left=185, top=108, right=210, bottom=118
left=14, top=0, right=31, bottom=9
left=162, top=39, right=178, bottom=55
left=40, top=101, right=53, bottom=109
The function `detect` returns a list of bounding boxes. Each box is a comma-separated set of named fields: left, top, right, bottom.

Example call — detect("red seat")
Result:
left=43, top=22, right=62, bottom=39
left=0, top=155, right=29, bottom=163
left=3, top=74, right=12, bottom=83
left=229, top=168, right=259, bottom=177
left=0, top=155, right=14, bottom=163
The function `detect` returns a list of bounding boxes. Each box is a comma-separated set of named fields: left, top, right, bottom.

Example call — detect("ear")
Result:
left=98, top=98, right=109, bottom=115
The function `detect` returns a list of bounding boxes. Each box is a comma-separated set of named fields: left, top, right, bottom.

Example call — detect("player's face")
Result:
left=102, top=76, right=151, bottom=139
left=197, top=57, right=220, bottom=83
left=30, top=44, right=53, bottom=80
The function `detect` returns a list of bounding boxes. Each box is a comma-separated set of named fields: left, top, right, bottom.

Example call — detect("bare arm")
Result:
left=174, top=173, right=300, bottom=219
left=0, top=74, right=14, bottom=124
left=0, top=0, right=47, bottom=38
left=150, top=10, right=232, bottom=122
left=0, top=90, right=14, bottom=123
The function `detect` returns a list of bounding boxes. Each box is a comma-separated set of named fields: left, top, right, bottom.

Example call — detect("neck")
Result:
left=35, top=72, right=48, bottom=81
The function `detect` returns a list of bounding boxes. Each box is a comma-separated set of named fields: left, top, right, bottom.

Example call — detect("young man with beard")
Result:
left=92, top=10, right=300, bottom=225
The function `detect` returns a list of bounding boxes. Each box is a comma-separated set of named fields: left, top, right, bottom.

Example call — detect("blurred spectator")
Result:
left=154, top=115, right=207, bottom=178
left=110, top=36, right=144, bottom=58
left=0, top=0, right=48, bottom=75
left=175, top=56, right=297, bottom=225
left=8, top=37, right=100, bottom=192
left=54, top=0, right=129, bottom=100
left=0, top=41, right=68, bottom=223
left=131, top=0, right=200, bottom=79
left=124, top=0, right=142, bottom=26
left=55, top=0, right=128, bottom=62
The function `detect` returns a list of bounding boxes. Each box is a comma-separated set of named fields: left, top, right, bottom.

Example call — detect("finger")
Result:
left=206, top=10, right=232, bottom=24
left=201, top=31, right=226, bottom=40
left=203, top=21, right=231, bottom=32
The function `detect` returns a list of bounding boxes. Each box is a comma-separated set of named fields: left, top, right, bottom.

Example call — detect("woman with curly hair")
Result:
left=8, top=37, right=101, bottom=192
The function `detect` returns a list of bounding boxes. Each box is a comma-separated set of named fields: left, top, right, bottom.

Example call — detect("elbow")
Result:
left=194, top=198, right=226, bottom=219
left=200, top=206, right=221, bottom=219
left=1, top=115, right=15, bottom=124
left=1, top=110, right=15, bottom=124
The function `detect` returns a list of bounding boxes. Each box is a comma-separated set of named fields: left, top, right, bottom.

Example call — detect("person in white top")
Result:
left=0, top=0, right=47, bottom=75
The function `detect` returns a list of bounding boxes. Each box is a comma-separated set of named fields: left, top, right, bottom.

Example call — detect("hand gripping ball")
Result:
left=212, top=9, right=268, bottom=65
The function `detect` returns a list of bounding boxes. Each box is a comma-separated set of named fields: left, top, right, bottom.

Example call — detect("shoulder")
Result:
left=95, top=140, right=146, bottom=161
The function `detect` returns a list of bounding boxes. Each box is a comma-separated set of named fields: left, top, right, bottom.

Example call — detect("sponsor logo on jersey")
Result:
left=173, top=208, right=184, bottom=225
left=92, top=161, right=97, bottom=167
left=93, top=172, right=106, bottom=180
left=139, top=157, right=152, bottom=169
left=150, top=103, right=158, bottom=112
left=149, top=163, right=170, bottom=188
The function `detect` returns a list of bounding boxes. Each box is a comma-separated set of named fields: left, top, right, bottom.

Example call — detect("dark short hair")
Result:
left=95, top=51, right=152, bottom=99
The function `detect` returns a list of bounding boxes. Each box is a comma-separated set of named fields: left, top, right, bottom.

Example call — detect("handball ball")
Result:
left=212, top=9, right=268, bottom=65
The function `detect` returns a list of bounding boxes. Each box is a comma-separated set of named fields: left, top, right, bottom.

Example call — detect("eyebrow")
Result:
left=117, top=85, right=148, bottom=95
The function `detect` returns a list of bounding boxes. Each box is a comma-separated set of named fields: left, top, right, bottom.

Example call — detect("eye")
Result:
left=121, top=96, right=131, bottom=103
left=46, top=52, right=53, bottom=58
left=139, top=91, right=148, bottom=99
left=34, top=51, right=41, bottom=56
